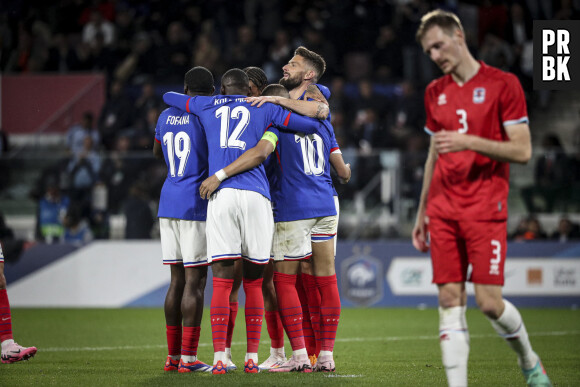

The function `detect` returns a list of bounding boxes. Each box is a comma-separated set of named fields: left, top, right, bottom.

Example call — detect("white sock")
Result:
left=169, top=354, right=180, bottom=361
left=181, top=355, right=197, bottom=363
left=319, top=350, right=333, bottom=358
left=213, top=351, right=226, bottom=365
left=245, top=352, right=258, bottom=363
left=271, top=346, right=285, bottom=357
left=439, top=306, right=469, bottom=387
left=489, top=299, right=538, bottom=370
left=225, top=347, right=232, bottom=359
left=1, top=339, right=15, bottom=351
left=293, top=348, right=307, bottom=357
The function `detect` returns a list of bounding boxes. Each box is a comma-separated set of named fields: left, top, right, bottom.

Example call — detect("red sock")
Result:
left=316, top=274, right=341, bottom=352
left=273, top=272, right=305, bottom=351
left=301, top=273, right=322, bottom=355
left=226, top=302, right=238, bottom=348
left=0, top=289, right=13, bottom=342
left=166, top=325, right=181, bottom=356
left=182, top=326, right=201, bottom=357
left=265, top=311, right=284, bottom=349
left=211, top=278, right=233, bottom=353
left=243, top=278, right=264, bottom=353
left=296, top=274, right=316, bottom=356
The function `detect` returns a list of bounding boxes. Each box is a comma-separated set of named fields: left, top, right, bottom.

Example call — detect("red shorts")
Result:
left=429, top=218, right=506, bottom=285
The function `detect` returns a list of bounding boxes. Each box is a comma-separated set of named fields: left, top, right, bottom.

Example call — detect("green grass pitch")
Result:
left=1, top=308, right=578, bottom=386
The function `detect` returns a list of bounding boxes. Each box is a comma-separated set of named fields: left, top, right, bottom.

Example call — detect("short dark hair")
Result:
left=221, top=68, right=249, bottom=93
left=416, top=9, right=464, bottom=43
left=184, top=66, right=214, bottom=95
left=294, top=46, right=326, bottom=82
left=243, top=67, right=268, bottom=91
left=261, top=84, right=290, bottom=98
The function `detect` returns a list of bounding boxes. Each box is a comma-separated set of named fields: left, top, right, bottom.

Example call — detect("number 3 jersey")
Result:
left=155, top=106, right=209, bottom=221
left=163, top=92, right=318, bottom=201
left=423, top=61, right=528, bottom=221
left=266, top=119, right=337, bottom=222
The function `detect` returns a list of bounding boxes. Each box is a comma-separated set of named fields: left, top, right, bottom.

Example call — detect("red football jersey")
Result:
left=424, top=61, right=528, bottom=221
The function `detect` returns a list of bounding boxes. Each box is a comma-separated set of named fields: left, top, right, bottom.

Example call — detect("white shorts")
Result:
left=206, top=188, right=273, bottom=265
left=159, top=218, right=207, bottom=267
left=273, top=215, right=337, bottom=261
left=311, top=197, right=339, bottom=243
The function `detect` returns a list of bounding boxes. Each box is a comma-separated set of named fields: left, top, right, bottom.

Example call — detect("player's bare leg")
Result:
left=163, top=264, right=185, bottom=371
left=311, top=239, right=339, bottom=372
left=259, top=260, right=286, bottom=370
left=437, top=282, right=469, bottom=387
left=475, top=284, right=552, bottom=387
left=241, top=260, right=266, bottom=373
left=225, top=259, right=243, bottom=371
left=270, top=260, right=311, bottom=372
left=177, top=266, right=211, bottom=373
left=210, top=260, right=236, bottom=374
left=0, top=262, right=38, bottom=364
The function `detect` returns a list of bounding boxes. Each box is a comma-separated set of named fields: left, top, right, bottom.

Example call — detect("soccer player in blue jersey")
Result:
left=201, top=82, right=345, bottom=373
left=153, top=66, right=214, bottom=373
left=248, top=47, right=350, bottom=369
left=0, top=244, right=37, bottom=364
left=222, top=66, right=270, bottom=372
left=163, top=68, right=322, bottom=375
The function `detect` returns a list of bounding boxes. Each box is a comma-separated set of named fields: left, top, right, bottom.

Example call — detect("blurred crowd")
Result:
left=1, top=0, right=579, bottom=243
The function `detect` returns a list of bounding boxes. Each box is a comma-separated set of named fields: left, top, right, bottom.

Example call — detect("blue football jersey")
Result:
left=163, top=92, right=318, bottom=200
left=267, top=117, right=337, bottom=222
left=300, top=84, right=339, bottom=196
left=155, top=106, right=208, bottom=220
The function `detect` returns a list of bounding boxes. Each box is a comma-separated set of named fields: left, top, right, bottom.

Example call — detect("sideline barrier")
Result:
left=4, top=241, right=580, bottom=308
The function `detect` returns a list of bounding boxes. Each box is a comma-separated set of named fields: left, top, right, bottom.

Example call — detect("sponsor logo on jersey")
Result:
left=166, top=115, right=190, bottom=125
left=437, top=93, right=447, bottom=106
left=473, top=87, right=486, bottom=104
left=341, top=246, right=383, bottom=306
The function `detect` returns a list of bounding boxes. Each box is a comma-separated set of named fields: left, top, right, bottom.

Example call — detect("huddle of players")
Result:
left=154, top=46, right=351, bottom=374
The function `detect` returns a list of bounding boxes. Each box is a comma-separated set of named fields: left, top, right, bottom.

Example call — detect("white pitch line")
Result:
left=39, top=330, right=580, bottom=353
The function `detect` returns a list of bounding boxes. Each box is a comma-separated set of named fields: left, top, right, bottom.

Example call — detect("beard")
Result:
left=279, top=74, right=302, bottom=91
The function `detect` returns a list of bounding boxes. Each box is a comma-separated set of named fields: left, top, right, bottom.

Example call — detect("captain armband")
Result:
left=261, top=131, right=278, bottom=152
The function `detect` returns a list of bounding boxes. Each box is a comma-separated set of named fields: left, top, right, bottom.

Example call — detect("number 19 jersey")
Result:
left=424, top=61, right=528, bottom=221
left=163, top=92, right=319, bottom=200
left=155, top=106, right=208, bottom=221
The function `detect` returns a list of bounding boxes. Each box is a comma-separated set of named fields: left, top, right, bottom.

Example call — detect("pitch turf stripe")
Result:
left=38, top=330, right=580, bottom=353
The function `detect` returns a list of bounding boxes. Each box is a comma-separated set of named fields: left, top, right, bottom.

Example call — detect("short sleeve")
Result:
left=500, top=74, right=528, bottom=127
left=154, top=113, right=163, bottom=143
left=163, top=92, right=201, bottom=113
left=269, top=105, right=318, bottom=134
left=424, top=84, right=438, bottom=135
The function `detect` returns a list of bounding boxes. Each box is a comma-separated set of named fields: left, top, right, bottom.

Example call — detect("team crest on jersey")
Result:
left=437, top=93, right=447, bottom=106
left=341, top=246, right=383, bottom=306
left=473, top=88, right=486, bottom=104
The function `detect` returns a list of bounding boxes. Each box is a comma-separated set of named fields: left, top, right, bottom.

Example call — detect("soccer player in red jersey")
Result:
left=0, top=243, right=37, bottom=364
left=412, top=10, right=551, bottom=387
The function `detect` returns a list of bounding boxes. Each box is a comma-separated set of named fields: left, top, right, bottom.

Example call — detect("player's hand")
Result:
left=411, top=216, right=430, bottom=253
left=199, top=175, right=221, bottom=200
left=339, top=163, right=351, bottom=184
left=246, top=96, right=279, bottom=107
left=434, top=130, right=470, bottom=154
